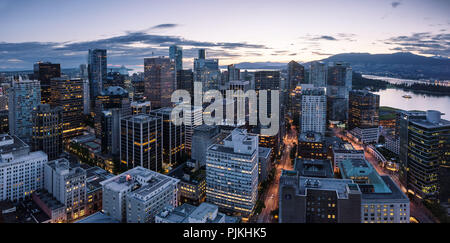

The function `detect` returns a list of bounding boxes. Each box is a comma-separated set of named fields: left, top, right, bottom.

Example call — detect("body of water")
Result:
left=373, top=88, right=450, bottom=120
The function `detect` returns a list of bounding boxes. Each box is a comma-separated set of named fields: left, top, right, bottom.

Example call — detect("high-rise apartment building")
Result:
left=287, top=61, right=305, bottom=89
left=301, top=87, right=327, bottom=136
left=100, top=109, right=121, bottom=156
left=144, top=57, right=176, bottom=109
left=8, top=79, right=41, bottom=144
left=206, top=129, right=259, bottom=218
left=31, top=104, right=63, bottom=161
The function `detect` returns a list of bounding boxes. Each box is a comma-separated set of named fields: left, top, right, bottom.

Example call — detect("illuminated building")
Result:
left=120, top=114, right=162, bottom=172
left=298, top=132, right=327, bottom=160
left=131, top=101, right=151, bottom=115
left=193, top=49, right=220, bottom=91
left=33, top=62, right=61, bottom=104
left=44, top=158, right=87, bottom=222
left=83, top=165, right=114, bottom=216
left=88, top=49, right=107, bottom=108
left=332, top=142, right=365, bottom=173
left=8, top=79, right=41, bottom=144
left=0, top=134, right=47, bottom=201
left=31, top=104, right=63, bottom=161
left=399, top=110, right=450, bottom=201
left=169, top=45, right=183, bottom=72
left=101, top=167, right=179, bottom=223
left=144, top=57, right=175, bottom=109
left=168, top=161, right=206, bottom=205
left=348, top=90, right=380, bottom=144
left=339, top=159, right=410, bottom=223
left=301, top=87, right=326, bottom=136
left=279, top=174, right=361, bottom=223
left=0, top=110, right=8, bottom=134
left=50, top=78, right=85, bottom=140
left=206, top=129, right=259, bottom=218
left=150, top=107, right=185, bottom=170
left=287, top=61, right=305, bottom=90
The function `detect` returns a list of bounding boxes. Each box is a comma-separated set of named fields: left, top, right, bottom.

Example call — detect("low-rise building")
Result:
left=168, top=161, right=206, bottom=205
left=101, top=167, right=179, bottom=223
left=155, top=202, right=239, bottom=223
left=332, top=142, right=365, bottom=174
left=279, top=174, right=362, bottom=223
left=339, top=159, right=410, bottom=223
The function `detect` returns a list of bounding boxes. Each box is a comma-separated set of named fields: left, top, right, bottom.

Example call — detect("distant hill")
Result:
left=319, top=52, right=450, bottom=80
left=220, top=62, right=287, bottom=70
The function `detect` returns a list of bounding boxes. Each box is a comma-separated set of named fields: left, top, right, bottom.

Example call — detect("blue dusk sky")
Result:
left=0, top=0, right=449, bottom=70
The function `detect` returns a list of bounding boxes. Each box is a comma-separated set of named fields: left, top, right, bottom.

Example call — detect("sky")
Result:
left=0, top=0, right=449, bottom=71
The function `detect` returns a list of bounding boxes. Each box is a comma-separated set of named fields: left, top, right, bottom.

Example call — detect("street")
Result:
left=256, top=125, right=296, bottom=223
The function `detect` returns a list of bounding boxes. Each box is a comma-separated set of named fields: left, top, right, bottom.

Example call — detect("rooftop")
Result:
left=258, top=147, right=271, bottom=159
left=297, top=177, right=360, bottom=199
left=294, top=159, right=334, bottom=178
left=339, top=159, right=392, bottom=194
left=75, top=212, right=120, bottom=223
left=299, top=132, right=323, bottom=143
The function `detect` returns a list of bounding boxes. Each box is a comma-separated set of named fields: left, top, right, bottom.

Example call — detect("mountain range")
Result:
left=228, top=52, right=450, bottom=80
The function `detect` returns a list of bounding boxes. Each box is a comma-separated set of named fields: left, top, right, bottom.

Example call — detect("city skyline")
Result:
left=0, top=0, right=449, bottom=70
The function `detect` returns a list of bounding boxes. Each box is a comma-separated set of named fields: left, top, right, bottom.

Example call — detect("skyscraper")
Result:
left=94, top=86, right=131, bottom=137
left=169, top=45, right=183, bottom=72
left=88, top=49, right=107, bottom=108
left=206, top=129, right=259, bottom=218
left=227, top=64, right=241, bottom=82
left=33, top=62, right=61, bottom=104
left=31, top=104, right=63, bottom=161
left=193, top=49, right=220, bottom=91
left=309, top=61, right=327, bottom=87
left=8, top=79, right=41, bottom=144
left=327, top=62, right=352, bottom=123
left=287, top=61, right=305, bottom=90
left=120, top=114, right=163, bottom=172
left=100, top=109, right=121, bottom=156
left=348, top=90, right=380, bottom=144
left=144, top=57, right=176, bottom=109
left=301, top=87, right=327, bottom=136
left=150, top=107, right=185, bottom=170
left=399, top=110, right=450, bottom=201
left=50, top=78, right=85, bottom=140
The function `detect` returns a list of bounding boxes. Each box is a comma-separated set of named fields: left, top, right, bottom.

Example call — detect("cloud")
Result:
left=0, top=27, right=270, bottom=70
left=150, top=24, right=179, bottom=30
left=300, top=33, right=356, bottom=42
left=384, top=32, right=450, bottom=57
left=391, top=2, right=401, bottom=8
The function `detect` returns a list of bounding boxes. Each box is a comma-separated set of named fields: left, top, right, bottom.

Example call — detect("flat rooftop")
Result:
left=361, top=176, right=409, bottom=202
left=339, top=159, right=392, bottom=194
left=75, top=212, right=120, bottom=223
left=0, top=134, right=29, bottom=155
left=122, top=114, right=161, bottom=123
left=258, top=147, right=272, bottom=159
left=297, top=176, right=360, bottom=199
left=294, top=159, right=334, bottom=178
